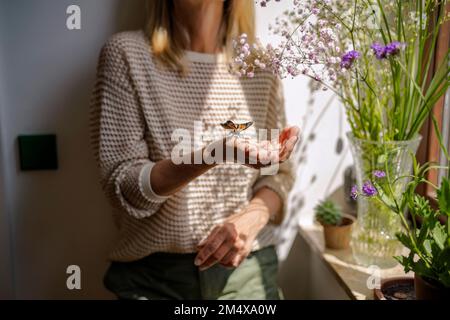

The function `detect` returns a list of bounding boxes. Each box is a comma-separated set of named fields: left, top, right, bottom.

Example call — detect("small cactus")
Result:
left=314, top=200, right=342, bottom=226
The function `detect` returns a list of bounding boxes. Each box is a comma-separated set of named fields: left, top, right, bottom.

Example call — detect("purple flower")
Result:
left=371, top=42, right=386, bottom=60
left=362, top=181, right=377, bottom=197
left=340, top=50, right=360, bottom=69
left=384, top=41, right=405, bottom=57
left=371, top=41, right=405, bottom=60
left=373, top=170, right=386, bottom=178
left=350, top=185, right=358, bottom=200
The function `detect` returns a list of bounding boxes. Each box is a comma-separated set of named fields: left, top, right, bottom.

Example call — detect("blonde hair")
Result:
left=145, top=0, right=255, bottom=72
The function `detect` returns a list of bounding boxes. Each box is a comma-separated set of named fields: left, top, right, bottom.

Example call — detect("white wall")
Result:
left=0, top=1, right=15, bottom=299
left=0, top=0, right=352, bottom=299
left=0, top=0, right=146, bottom=299
left=255, top=3, right=353, bottom=260
left=278, top=233, right=350, bottom=299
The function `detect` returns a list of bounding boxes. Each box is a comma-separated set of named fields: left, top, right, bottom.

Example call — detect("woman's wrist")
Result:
left=252, top=187, right=283, bottom=224
left=244, top=200, right=271, bottom=230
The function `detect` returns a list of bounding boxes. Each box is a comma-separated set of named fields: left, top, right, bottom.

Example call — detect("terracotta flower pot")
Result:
left=322, top=217, right=354, bottom=249
left=414, top=274, right=450, bottom=300
left=373, top=277, right=414, bottom=300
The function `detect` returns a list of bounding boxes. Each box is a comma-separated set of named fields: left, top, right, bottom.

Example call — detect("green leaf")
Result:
left=432, top=222, right=447, bottom=251
left=377, top=154, right=387, bottom=165
left=413, top=259, right=436, bottom=281
left=423, top=239, right=433, bottom=257
left=435, top=247, right=450, bottom=269
left=372, top=181, right=397, bottom=211
left=412, top=195, right=433, bottom=219
left=314, top=200, right=342, bottom=225
left=436, top=248, right=450, bottom=288
left=437, top=178, right=450, bottom=216
left=438, top=271, right=450, bottom=288
left=394, top=255, right=414, bottom=273
left=396, top=232, right=413, bottom=250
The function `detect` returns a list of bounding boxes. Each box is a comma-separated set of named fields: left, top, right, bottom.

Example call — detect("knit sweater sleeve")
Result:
left=252, top=77, right=296, bottom=225
left=90, top=39, right=167, bottom=219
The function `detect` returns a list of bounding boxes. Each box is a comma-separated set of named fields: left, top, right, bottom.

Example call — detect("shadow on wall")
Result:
left=2, top=0, right=146, bottom=299
left=276, top=89, right=352, bottom=261
left=115, top=0, right=148, bottom=31
left=276, top=88, right=353, bottom=296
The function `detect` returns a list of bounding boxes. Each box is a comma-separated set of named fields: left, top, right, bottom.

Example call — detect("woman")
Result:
left=90, top=0, right=299, bottom=300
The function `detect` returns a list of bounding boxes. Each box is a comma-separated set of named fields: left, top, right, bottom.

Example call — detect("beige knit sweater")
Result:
left=90, top=30, right=295, bottom=262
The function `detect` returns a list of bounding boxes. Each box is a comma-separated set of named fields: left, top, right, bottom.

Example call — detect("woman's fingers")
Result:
left=280, top=126, right=300, bottom=144
left=230, top=254, right=244, bottom=268
left=195, top=223, right=249, bottom=270
left=194, top=227, right=228, bottom=266
left=221, top=126, right=300, bottom=168
left=198, top=256, right=219, bottom=271
left=278, top=127, right=290, bottom=144
left=196, top=226, right=219, bottom=249
left=278, top=127, right=300, bottom=161
left=198, top=236, right=242, bottom=271
left=279, top=135, right=298, bottom=161
left=220, top=246, right=239, bottom=266
left=198, top=242, right=231, bottom=271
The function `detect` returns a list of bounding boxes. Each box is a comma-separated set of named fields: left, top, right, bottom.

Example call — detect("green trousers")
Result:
left=104, top=246, right=281, bottom=300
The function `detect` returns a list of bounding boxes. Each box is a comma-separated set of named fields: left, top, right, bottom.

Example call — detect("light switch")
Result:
left=18, top=134, right=58, bottom=171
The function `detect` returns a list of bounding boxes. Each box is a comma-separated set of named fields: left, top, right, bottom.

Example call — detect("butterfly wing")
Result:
left=221, top=120, right=238, bottom=130
left=221, top=120, right=253, bottom=133
left=236, top=121, right=253, bottom=132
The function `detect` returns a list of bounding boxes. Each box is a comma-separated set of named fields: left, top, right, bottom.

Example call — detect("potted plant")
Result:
left=402, top=177, right=450, bottom=300
left=232, top=0, right=449, bottom=267
left=353, top=138, right=450, bottom=299
left=314, top=200, right=354, bottom=249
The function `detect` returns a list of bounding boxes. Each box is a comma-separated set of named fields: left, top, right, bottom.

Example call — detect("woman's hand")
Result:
left=194, top=199, right=271, bottom=271
left=223, top=126, right=300, bottom=169
left=145, top=126, right=299, bottom=198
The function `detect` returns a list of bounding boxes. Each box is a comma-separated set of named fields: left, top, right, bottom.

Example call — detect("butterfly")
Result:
left=220, top=120, right=253, bottom=137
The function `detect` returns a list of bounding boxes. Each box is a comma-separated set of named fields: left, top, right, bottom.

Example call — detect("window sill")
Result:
left=298, top=224, right=411, bottom=300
